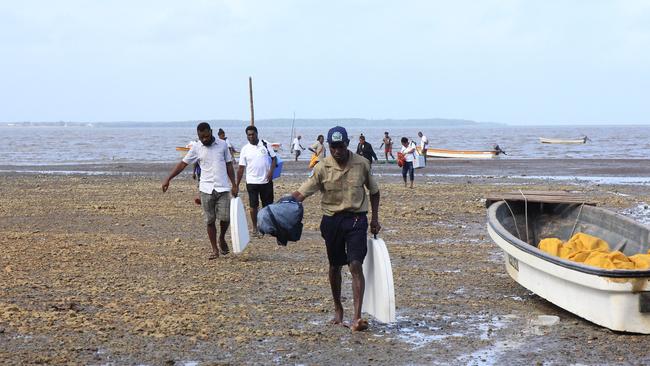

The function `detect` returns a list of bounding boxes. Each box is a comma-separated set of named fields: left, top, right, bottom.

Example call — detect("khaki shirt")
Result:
left=298, top=152, right=379, bottom=216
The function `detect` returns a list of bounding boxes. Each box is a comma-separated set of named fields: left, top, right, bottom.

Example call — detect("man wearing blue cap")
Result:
left=292, top=126, right=381, bottom=331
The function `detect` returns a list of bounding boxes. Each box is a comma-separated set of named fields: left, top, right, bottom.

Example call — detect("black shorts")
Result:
left=320, top=213, right=368, bottom=266
left=246, top=181, right=274, bottom=209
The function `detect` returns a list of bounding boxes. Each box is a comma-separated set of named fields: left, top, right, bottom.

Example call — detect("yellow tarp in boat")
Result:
left=538, top=232, right=650, bottom=270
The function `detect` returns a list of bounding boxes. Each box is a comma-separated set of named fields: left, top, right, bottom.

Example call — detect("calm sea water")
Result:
left=2, top=122, right=649, bottom=165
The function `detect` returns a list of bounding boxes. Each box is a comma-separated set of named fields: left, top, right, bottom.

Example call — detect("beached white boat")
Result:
left=539, top=136, right=588, bottom=144
left=418, top=147, right=500, bottom=159
left=487, top=198, right=650, bottom=333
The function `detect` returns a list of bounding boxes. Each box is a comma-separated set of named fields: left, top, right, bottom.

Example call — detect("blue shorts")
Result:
left=320, top=213, right=368, bottom=266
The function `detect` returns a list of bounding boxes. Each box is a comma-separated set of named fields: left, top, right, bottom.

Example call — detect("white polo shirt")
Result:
left=182, top=139, right=233, bottom=194
left=238, top=140, right=276, bottom=184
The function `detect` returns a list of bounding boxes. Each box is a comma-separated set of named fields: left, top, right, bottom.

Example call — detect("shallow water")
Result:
left=3, top=123, right=650, bottom=165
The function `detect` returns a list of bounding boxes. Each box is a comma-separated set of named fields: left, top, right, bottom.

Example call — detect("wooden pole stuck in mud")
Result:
left=249, top=77, right=255, bottom=126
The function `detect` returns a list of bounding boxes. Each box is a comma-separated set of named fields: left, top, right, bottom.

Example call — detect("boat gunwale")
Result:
left=487, top=201, right=650, bottom=278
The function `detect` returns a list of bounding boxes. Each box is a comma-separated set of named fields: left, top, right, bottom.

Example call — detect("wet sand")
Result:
left=1, top=161, right=650, bottom=364
left=3, top=158, right=650, bottom=177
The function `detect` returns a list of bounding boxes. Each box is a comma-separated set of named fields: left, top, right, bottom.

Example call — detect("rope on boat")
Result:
left=569, top=202, right=585, bottom=239
left=502, top=199, right=522, bottom=241
left=518, top=190, right=530, bottom=244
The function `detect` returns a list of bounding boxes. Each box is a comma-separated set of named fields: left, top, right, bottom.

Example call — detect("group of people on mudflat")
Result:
left=161, top=123, right=426, bottom=331
left=293, top=130, right=430, bottom=188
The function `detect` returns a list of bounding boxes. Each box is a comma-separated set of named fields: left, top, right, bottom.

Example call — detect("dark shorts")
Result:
left=294, top=150, right=301, bottom=157
left=246, top=181, right=274, bottom=209
left=320, top=213, right=368, bottom=266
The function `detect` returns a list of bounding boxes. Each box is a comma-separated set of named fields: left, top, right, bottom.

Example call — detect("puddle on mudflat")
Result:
left=621, top=202, right=650, bottom=226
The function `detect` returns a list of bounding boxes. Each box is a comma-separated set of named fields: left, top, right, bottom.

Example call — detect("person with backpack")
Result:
left=399, top=137, right=417, bottom=188
left=236, top=125, right=277, bottom=237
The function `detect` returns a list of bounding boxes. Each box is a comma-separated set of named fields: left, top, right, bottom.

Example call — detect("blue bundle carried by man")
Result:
left=257, top=196, right=304, bottom=246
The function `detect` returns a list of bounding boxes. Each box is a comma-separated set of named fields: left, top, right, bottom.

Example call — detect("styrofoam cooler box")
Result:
left=413, top=154, right=425, bottom=169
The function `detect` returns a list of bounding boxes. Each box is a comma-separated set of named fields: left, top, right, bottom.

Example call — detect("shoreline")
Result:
left=0, top=159, right=650, bottom=177
left=2, top=159, right=650, bottom=186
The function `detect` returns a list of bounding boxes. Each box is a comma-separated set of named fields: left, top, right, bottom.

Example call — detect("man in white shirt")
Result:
left=292, top=135, right=305, bottom=161
left=418, top=131, right=429, bottom=161
left=162, top=122, right=238, bottom=260
left=236, top=125, right=277, bottom=237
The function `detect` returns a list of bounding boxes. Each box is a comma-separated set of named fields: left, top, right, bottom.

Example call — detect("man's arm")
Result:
left=226, top=162, right=238, bottom=197
left=370, top=144, right=378, bottom=161
left=236, top=165, right=245, bottom=187
left=291, top=191, right=305, bottom=202
left=162, top=161, right=189, bottom=192
left=369, top=191, right=381, bottom=235
left=266, top=156, right=277, bottom=182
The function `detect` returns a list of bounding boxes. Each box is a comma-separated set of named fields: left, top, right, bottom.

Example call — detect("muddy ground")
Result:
left=1, top=162, right=650, bottom=365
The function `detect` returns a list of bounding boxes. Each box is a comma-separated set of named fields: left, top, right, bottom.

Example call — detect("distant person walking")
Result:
left=291, top=126, right=381, bottom=332
left=236, top=125, right=277, bottom=238
left=356, top=134, right=378, bottom=165
left=379, top=131, right=395, bottom=162
left=162, top=122, right=237, bottom=260
left=418, top=131, right=429, bottom=160
left=292, top=135, right=305, bottom=161
left=400, top=137, right=417, bottom=188
left=218, top=128, right=237, bottom=163
left=308, top=135, right=326, bottom=168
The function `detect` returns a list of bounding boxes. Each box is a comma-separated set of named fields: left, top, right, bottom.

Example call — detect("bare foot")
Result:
left=219, top=240, right=230, bottom=255
left=329, top=306, right=344, bottom=326
left=194, top=196, right=201, bottom=205
left=208, top=252, right=219, bottom=260
left=350, top=318, right=368, bottom=332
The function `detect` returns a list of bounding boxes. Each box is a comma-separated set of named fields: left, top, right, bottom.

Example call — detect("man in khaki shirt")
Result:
left=292, top=126, right=381, bottom=332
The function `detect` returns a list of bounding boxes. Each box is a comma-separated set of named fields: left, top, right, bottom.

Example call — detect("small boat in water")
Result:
left=539, top=136, right=588, bottom=144
left=487, top=194, right=650, bottom=333
left=418, top=146, right=505, bottom=159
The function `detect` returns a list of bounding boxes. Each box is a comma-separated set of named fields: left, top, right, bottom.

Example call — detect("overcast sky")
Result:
left=1, top=0, right=649, bottom=125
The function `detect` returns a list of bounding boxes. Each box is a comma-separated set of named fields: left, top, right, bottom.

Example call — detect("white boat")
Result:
left=539, top=136, right=588, bottom=144
left=487, top=199, right=650, bottom=333
left=418, top=147, right=501, bottom=159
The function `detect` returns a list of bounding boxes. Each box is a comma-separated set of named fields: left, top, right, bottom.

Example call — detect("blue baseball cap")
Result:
left=327, top=126, right=349, bottom=145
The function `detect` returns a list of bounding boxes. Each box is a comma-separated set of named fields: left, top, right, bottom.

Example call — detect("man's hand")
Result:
left=231, top=185, right=239, bottom=198
left=162, top=179, right=171, bottom=193
left=370, top=219, right=381, bottom=235
left=266, top=170, right=273, bottom=182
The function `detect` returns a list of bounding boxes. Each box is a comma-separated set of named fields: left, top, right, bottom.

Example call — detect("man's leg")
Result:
left=218, top=220, right=230, bottom=254
left=206, top=223, right=219, bottom=258
left=216, top=192, right=231, bottom=254
left=200, top=191, right=220, bottom=259
left=345, top=214, right=369, bottom=331
left=349, top=260, right=367, bottom=331
left=329, top=264, right=344, bottom=324
left=247, top=184, right=261, bottom=236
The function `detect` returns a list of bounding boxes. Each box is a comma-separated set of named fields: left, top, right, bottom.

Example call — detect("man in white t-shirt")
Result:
left=162, top=122, right=238, bottom=260
left=236, top=125, right=277, bottom=237
left=292, top=135, right=305, bottom=161
left=418, top=131, right=429, bottom=161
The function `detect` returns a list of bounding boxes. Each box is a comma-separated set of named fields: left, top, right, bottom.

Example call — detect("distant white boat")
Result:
left=539, top=136, right=588, bottom=144
left=418, top=147, right=504, bottom=159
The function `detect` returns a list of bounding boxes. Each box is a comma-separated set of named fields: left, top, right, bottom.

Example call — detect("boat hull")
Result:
left=487, top=201, right=650, bottom=333
left=539, top=137, right=587, bottom=144
left=421, top=148, right=498, bottom=159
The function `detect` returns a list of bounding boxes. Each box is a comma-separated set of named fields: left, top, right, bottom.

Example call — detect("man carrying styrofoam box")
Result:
left=235, top=125, right=277, bottom=238
left=291, top=126, right=381, bottom=332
